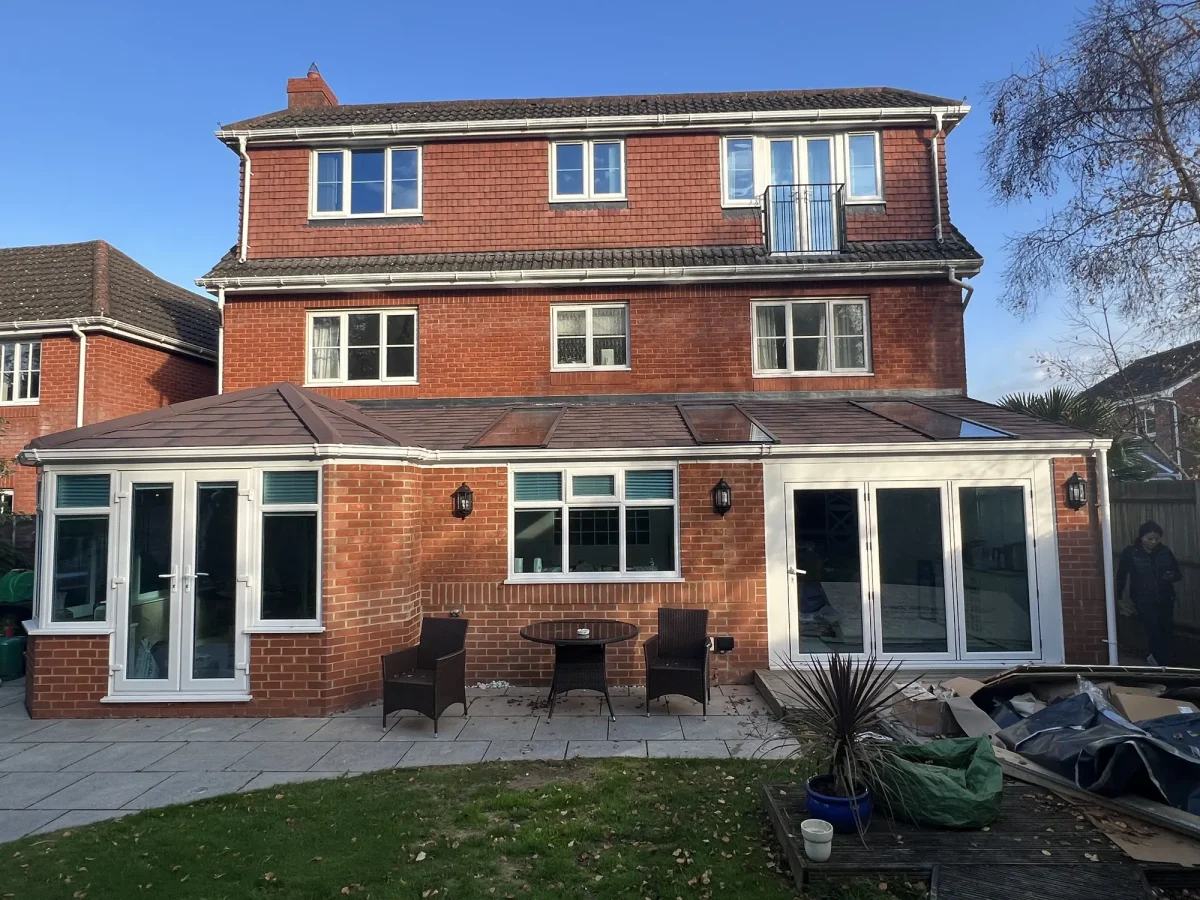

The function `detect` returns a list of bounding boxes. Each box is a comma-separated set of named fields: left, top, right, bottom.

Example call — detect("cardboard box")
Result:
left=941, top=677, right=986, bottom=699
left=1110, top=688, right=1197, bottom=723
left=890, top=696, right=962, bottom=737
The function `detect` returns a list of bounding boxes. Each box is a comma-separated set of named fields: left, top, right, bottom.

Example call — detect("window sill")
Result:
left=23, top=620, right=114, bottom=636
left=505, top=576, right=685, bottom=586
left=549, top=366, right=632, bottom=374
left=753, top=371, right=874, bottom=379
left=548, top=199, right=628, bottom=210
left=844, top=199, right=885, bottom=207
left=305, top=379, right=419, bottom=388
left=244, top=625, right=326, bottom=634
left=306, top=215, right=424, bottom=227
left=722, top=207, right=760, bottom=219
left=102, top=692, right=252, bottom=704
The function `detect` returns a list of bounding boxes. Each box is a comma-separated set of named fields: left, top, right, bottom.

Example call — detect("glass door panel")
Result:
left=959, top=486, right=1034, bottom=653
left=792, top=489, right=865, bottom=654
left=126, top=483, right=176, bottom=681
left=769, top=139, right=798, bottom=252
left=805, top=138, right=835, bottom=251
left=189, top=483, right=238, bottom=681
left=877, top=488, right=950, bottom=654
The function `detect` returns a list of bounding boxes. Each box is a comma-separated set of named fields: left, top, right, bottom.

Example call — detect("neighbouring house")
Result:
left=1082, top=340, right=1200, bottom=479
left=18, top=69, right=1114, bottom=719
left=0, top=241, right=218, bottom=515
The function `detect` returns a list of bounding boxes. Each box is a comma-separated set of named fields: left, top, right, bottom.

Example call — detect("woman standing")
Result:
left=1116, top=521, right=1183, bottom=666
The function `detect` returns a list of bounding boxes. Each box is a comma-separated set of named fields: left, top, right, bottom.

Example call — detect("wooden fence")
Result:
left=1110, top=481, right=1200, bottom=631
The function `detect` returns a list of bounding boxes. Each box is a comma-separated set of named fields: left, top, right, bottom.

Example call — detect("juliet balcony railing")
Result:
left=762, top=183, right=846, bottom=255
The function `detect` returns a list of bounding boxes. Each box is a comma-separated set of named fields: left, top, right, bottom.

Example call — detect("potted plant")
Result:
left=777, top=653, right=911, bottom=834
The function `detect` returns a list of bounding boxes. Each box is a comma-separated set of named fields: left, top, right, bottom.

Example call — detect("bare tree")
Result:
left=984, top=0, right=1200, bottom=318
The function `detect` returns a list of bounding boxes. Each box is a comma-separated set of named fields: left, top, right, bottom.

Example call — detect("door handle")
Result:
left=157, top=566, right=178, bottom=592
left=787, top=567, right=807, bottom=576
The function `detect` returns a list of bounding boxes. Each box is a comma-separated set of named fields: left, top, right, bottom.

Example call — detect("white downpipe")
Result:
left=947, top=266, right=974, bottom=309
left=930, top=111, right=944, bottom=243
left=68, top=322, right=86, bottom=428
left=216, top=286, right=225, bottom=394
left=236, top=136, right=251, bottom=263
left=1097, top=447, right=1119, bottom=665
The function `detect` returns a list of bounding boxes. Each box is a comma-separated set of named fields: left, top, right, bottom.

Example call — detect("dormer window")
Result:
left=720, top=133, right=883, bottom=207
left=550, top=140, right=625, bottom=201
left=310, top=147, right=422, bottom=218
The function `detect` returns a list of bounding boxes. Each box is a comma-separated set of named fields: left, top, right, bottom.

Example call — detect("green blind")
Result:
left=56, top=474, right=110, bottom=508
left=573, top=474, right=615, bottom=496
left=625, top=470, right=674, bottom=500
left=263, top=471, right=319, bottom=505
left=514, top=472, right=562, bottom=502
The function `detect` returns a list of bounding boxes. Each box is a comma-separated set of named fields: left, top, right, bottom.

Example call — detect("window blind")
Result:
left=263, top=471, right=319, bottom=505
left=56, top=474, right=110, bottom=508
left=514, top=472, right=562, bottom=502
left=572, top=474, right=615, bottom=496
left=625, top=470, right=674, bottom=500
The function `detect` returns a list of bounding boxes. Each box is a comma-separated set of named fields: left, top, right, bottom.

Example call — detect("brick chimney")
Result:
left=287, top=63, right=338, bottom=110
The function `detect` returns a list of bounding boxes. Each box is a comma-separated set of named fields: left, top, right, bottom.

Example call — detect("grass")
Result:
left=0, top=759, right=928, bottom=899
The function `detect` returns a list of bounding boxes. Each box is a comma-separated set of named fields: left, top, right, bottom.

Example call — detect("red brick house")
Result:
left=0, top=240, right=218, bottom=514
left=19, top=70, right=1115, bottom=717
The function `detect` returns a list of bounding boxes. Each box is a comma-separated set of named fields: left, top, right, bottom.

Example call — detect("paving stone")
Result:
left=333, top=702, right=388, bottom=718
left=226, top=741, right=335, bottom=772
left=91, top=719, right=192, bottom=742
left=234, top=718, right=328, bottom=741
left=668, top=695, right=739, bottom=716
left=726, top=738, right=802, bottom=760
left=240, top=770, right=346, bottom=792
left=0, top=772, right=87, bottom=809
left=459, top=716, right=537, bottom=741
left=531, top=716, right=609, bottom=741
left=0, top=701, right=31, bottom=719
left=0, top=742, right=109, bottom=772
left=647, top=740, right=730, bottom=759
left=14, top=720, right=120, bottom=742
left=63, top=742, right=186, bottom=772
left=165, top=718, right=261, bottom=741
left=0, top=744, right=29, bottom=762
left=145, top=741, right=260, bottom=771
left=309, top=742, right=411, bottom=772
left=396, top=741, right=489, bottom=768
left=34, top=808, right=133, bottom=833
left=607, top=694, right=670, bottom=716
left=382, top=717, right=466, bottom=742
left=543, top=695, right=602, bottom=716
left=681, top=716, right=784, bottom=741
left=123, top=771, right=254, bottom=808
left=466, top=696, right=535, bottom=716
left=607, top=716, right=684, bottom=741
left=0, top=810, right=63, bottom=842
left=729, top=695, right=774, bottom=717
left=32, top=772, right=170, bottom=809
left=566, top=741, right=648, bottom=759
left=718, top=685, right=763, bottom=697
left=0, top=687, right=23, bottom=707
left=483, top=741, right=567, bottom=762
left=307, top=718, right=388, bottom=742
left=503, top=687, right=546, bottom=697
left=0, top=719, right=52, bottom=741
left=467, top=685, right=509, bottom=697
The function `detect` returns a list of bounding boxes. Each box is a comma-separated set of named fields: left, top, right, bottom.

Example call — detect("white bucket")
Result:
left=800, top=818, right=834, bottom=862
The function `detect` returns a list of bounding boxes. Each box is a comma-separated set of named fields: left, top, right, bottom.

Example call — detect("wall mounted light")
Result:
left=712, top=478, right=733, bottom=516
left=1064, top=472, right=1088, bottom=510
left=452, top=482, right=475, bottom=518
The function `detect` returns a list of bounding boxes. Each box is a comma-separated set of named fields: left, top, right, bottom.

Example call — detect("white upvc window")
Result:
left=254, top=469, right=321, bottom=629
left=752, top=298, right=870, bottom=376
left=720, top=133, right=884, bottom=207
left=307, top=309, right=418, bottom=385
left=550, top=140, right=626, bottom=201
left=847, top=133, right=884, bottom=202
left=0, top=340, right=40, bottom=404
left=721, top=136, right=758, bottom=207
left=509, top=466, right=679, bottom=582
left=37, top=471, right=116, bottom=632
left=310, top=147, right=422, bottom=218
left=0, top=490, right=12, bottom=515
left=551, top=304, right=629, bottom=370
left=1141, top=404, right=1157, bottom=438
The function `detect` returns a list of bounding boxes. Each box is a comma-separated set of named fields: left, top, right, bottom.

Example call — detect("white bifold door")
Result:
left=111, top=471, right=250, bottom=696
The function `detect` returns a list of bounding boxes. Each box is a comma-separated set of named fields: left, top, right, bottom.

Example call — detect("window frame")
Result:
left=1141, top=404, right=1157, bottom=438
left=252, top=467, right=323, bottom=631
left=719, top=133, right=884, bottom=208
left=508, top=464, right=681, bottom=583
left=308, top=146, right=423, bottom=219
left=750, top=297, right=872, bottom=377
left=550, top=303, right=631, bottom=371
left=305, top=308, right=419, bottom=386
left=0, top=489, right=12, bottom=515
left=549, top=139, right=627, bottom=202
left=845, top=132, right=885, bottom=203
left=721, top=136, right=760, bottom=208
left=0, top=339, right=41, bottom=405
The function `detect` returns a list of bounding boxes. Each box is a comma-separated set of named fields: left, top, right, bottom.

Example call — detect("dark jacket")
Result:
left=1116, top=542, right=1182, bottom=606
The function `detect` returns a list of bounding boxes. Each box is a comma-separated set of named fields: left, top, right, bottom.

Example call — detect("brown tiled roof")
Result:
left=1082, top=340, right=1200, bottom=401
left=221, top=87, right=963, bottom=133
left=26, top=386, right=1094, bottom=456
left=201, top=231, right=981, bottom=284
left=0, top=241, right=218, bottom=352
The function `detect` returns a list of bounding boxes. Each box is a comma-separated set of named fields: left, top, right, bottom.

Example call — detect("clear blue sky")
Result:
left=0, top=0, right=1085, bottom=400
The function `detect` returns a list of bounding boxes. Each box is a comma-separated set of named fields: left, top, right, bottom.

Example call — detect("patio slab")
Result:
left=0, top=719, right=52, bottom=741
left=382, top=716, right=466, bottom=742
left=91, top=719, right=192, bottom=742
left=466, top=695, right=536, bottom=716
left=727, top=738, right=801, bottom=760
left=483, top=741, right=568, bottom=762
left=566, top=741, right=648, bottom=759
left=31, top=772, right=170, bottom=810
left=458, top=716, right=537, bottom=741
left=532, top=716, right=610, bottom=741
left=397, top=741, right=489, bottom=767
left=123, top=771, right=255, bottom=808
left=681, top=715, right=785, bottom=741
left=308, top=718, right=388, bottom=742
left=541, top=695, right=602, bottom=716
left=607, top=716, right=685, bottom=741
left=0, top=810, right=63, bottom=843
left=241, top=770, right=347, bottom=792
left=667, top=695, right=739, bottom=716
left=227, top=741, right=336, bottom=772
left=62, top=741, right=185, bottom=772
left=0, top=742, right=109, bottom=772
left=0, top=772, right=87, bottom=809
left=647, top=740, right=730, bottom=759
left=34, top=808, right=132, bottom=833
left=234, top=718, right=328, bottom=742
left=309, top=741, right=413, bottom=772
left=13, top=719, right=118, bottom=743
left=164, top=718, right=261, bottom=741
left=607, top=694, right=670, bottom=716
left=145, top=740, right=260, bottom=772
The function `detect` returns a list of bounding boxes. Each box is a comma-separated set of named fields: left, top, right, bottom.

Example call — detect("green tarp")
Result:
left=872, top=736, right=1003, bottom=829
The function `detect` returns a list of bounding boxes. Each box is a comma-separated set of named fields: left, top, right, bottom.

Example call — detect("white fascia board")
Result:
left=216, top=105, right=971, bottom=146
left=197, top=258, right=984, bottom=294
left=0, top=317, right=215, bottom=361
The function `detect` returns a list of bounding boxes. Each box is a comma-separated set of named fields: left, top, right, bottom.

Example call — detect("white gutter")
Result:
left=0, top=318, right=214, bottom=361
left=1096, top=447, right=1119, bottom=665
left=198, top=257, right=985, bottom=294
left=236, top=135, right=251, bottom=263
left=216, top=104, right=971, bottom=146
left=216, top=287, right=225, bottom=394
left=68, top=323, right=86, bottom=428
left=947, top=266, right=974, bottom=309
left=930, top=111, right=944, bottom=243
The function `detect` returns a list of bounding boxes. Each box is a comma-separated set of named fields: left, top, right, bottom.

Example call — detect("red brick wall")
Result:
left=222, top=280, right=966, bottom=399
left=243, top=127, right=945, bottom=259
left=1054, top=456, right=1109, bottom=664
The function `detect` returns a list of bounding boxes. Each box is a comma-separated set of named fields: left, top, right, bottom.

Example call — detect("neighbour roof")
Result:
left=0, top=241, right=219, bottom=352
left=200, top=231, right=981, bottom=284
left=24, top=385, right=1094, bottom=456
left=1082, top=340, right=1200, bottom=401
left=221, top=87, right=964, bottom=133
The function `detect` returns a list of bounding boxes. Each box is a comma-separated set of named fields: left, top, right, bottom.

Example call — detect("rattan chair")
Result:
left=381, top=616, right=469, bottom=732
left=644, top=608, right=710, bottom=718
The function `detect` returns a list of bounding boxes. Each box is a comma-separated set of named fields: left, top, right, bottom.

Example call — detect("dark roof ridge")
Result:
left=91, top=240, right=110, bottom=316
left=277, top=382, right=341, bottom=444
left=302, top=388, right=417, bottom=446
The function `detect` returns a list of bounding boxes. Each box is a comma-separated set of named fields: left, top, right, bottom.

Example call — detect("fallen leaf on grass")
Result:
left=415, top=851, right=427, bottom=862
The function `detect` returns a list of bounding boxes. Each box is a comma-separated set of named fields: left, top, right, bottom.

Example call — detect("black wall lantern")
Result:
left=1064, top=472, right=1088, bottom=510
left=452, top=482, right=475, bottom=518
left=712, top=478, right=733, bottom=516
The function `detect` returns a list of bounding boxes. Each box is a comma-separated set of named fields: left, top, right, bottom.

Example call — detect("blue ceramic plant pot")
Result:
left=805, top=775, right=872, bottom=834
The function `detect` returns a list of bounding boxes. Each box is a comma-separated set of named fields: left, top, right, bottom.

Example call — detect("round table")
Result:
left=519, top=619, right=639, bottom=721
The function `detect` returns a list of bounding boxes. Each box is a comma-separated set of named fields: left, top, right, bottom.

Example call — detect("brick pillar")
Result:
left=1054, top=456, right=1109, bottom=663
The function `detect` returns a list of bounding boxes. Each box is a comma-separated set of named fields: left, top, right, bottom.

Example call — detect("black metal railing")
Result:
left=762, top=184, right=846, bottom=255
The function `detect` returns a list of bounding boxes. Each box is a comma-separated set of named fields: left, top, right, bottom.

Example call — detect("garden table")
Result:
left=519, top=619, right=638, bottom=721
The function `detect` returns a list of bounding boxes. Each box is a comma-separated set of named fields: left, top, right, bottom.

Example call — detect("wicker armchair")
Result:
left=644, top=608, right=710, bottom=717
left=381, top=616, right=469, bottom=732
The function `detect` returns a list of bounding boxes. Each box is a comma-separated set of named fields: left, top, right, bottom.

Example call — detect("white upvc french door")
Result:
left=111, top=470, right=250, bottom=697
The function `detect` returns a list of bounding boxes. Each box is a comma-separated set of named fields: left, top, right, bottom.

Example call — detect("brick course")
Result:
left=1055, top=456, right=1109, bottom=664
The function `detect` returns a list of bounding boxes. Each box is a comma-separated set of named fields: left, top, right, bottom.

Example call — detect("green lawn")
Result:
left=1, top=759, right=927, bottom=899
